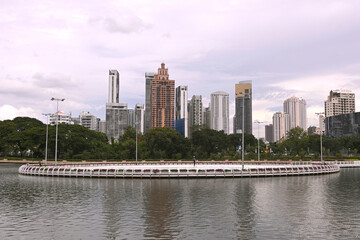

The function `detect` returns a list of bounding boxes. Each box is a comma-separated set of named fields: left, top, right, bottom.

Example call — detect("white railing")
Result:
left=19, top=164, right=340, bottom=178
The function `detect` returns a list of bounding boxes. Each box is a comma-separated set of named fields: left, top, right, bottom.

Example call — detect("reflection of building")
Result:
left=210, top=91, right=229, bottom=134
left=325, top=90, right=355, bottom=117
left=283, top=96, right=307, bottom=130
left=175, top=86, right=188, bottom=137
left=326, top=112, right=360, bottom=138
left=265, top=124, right=274, bottom=143
left=273, top=111, right=289, bottom=142
left=149, top=63, right=175, bottom=129
left=79, top=112, right=98, bottom=131
left=234, top=81, right=252, bottom=134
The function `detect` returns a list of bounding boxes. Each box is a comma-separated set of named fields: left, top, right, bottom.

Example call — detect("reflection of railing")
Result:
left=19, top=164, right=340, bottom=178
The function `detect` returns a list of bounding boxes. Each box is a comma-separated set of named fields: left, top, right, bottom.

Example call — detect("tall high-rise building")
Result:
left=144, top=72, right=155, bottom=132
left=265, top=124, right=274, bottom=143
left=203, top=106, right=211, bottom=128
left=108, top=70, right=119, bottom=103
left=106, top=69, right=129, bottom=142
left=283, top=96, right=307, bottom=130
left=325, top=90, right=355, bottom=117
left=234, top=81, right=252, bottom=134
left=210, top=91, right=229, bottom=134
left=150, top=63, right=175, bottom=129
left=189, top=95, right=203, bottom=127
left=175, top=85, right=188, bottom=137
left=106, top=103, right=129, bottom=141
left=273, top=111, right=289, bottom=142
left=135, top=104, right=145, bottom=134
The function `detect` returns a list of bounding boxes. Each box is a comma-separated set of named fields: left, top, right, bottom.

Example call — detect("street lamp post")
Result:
left=315, top=112, right=324, bottom=164
left=51, top=98, right=65, bottom=166
left=135, top=108, right=138, bottom=164
left=255, top=120, right=263, bottom=161
left=42, top=113, right=51, bottom=164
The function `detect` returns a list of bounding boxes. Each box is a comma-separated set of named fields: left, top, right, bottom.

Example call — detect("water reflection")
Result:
left=1, top=164, right=360, bottom=239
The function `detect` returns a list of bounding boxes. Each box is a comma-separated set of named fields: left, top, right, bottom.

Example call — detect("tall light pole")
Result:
left=42, top=113, right=51, bottom=164
left=255, top=120, right=263, bottom=161
left=315, top=112, right=325, bottom=164
left=135, top=108, right=138, bottom=164
left=51, top=98, right=65, bottom=166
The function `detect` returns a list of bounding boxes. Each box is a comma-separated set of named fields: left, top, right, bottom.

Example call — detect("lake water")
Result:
left=1, top=163, right=360, bottom=239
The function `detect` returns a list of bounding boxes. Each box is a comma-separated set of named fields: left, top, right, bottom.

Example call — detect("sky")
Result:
left=1, top=0, right=360, bottom=137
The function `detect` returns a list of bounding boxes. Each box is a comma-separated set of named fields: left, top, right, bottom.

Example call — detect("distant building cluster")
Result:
left=103, top=63, right=253, bottom=142
left=264, top=96, right=307, bottom=142
left=57, top=64, right=357, bottom=142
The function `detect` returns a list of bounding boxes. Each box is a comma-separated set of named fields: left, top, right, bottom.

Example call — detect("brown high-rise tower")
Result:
left=150, top=63, right=175, bottom=129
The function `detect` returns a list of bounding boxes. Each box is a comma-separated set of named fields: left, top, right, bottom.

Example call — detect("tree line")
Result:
left=0, top=117, right=359, bottom=161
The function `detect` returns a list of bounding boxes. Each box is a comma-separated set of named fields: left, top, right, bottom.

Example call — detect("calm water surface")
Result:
left=1, top=163, right=360, bottom=239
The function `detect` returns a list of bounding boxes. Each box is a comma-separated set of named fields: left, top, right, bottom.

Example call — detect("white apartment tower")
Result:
left=210, top=91, right=229, bottom=134
left=283, top=96, right=307, bottom=130
left=175, top=86, right=189, bottom=138
left=108, top=70, right=119, bottom=104
left=189, top=95, right=203, bottom=127
left=325, top=90, right=355, bottom=117
left=273, top=111, right=289, bottom=142
left=79, top=112, right=98, bottom=131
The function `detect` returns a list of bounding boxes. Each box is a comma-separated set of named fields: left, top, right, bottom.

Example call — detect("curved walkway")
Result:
left=19, top=162, right=340, bottom=178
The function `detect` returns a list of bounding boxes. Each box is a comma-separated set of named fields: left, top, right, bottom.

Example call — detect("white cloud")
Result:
left=0, top=105, right=39, bottom=121
left=1, top=0, right=360, bottom=133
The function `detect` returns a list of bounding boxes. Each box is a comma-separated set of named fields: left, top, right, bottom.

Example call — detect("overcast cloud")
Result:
left=1, top=0, right=360, bottom=137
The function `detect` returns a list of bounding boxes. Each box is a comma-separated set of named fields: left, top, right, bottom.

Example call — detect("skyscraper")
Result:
left=144, top=72, right=155, bottom=132
left=273, top=111, right=289, bottom=142
left=108, top=70, right=119, bottom=103
left=283, top=96, right=307, bottom=130
left=203, top=106, right=211, bottom=128
left=106, top=69, right=129, bottom=142
left=150, top=63, right=175, bottom=129
left=325, top=90, right=355, bottom=117
left=210, top=91, right=229, bottom=134
left=234, top=81, right=252, bottom=134
left=265, top=124, right=274, bottom=143
left=189, top=95, right=203, bottom=127
left=175, top=85, right=188, bottom=137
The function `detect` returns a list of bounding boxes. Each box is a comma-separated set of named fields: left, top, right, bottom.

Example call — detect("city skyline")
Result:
left=1, top=0, right=360, bottom=138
